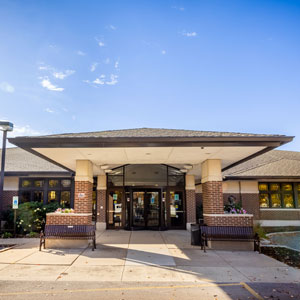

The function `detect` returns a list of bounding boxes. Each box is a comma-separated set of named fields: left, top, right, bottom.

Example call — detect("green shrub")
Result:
left=254, top=223, right=267, bottom=239
left=2, top=232, right=13, bottom=239
left=28, top=231, right=39, bottom=238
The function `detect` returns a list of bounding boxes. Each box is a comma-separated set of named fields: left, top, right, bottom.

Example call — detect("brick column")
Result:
left=96, top=174, right=107, bottom=230
left=185, top=174, right=196, bottom=230
left=201, top=159, right=224, bottom=225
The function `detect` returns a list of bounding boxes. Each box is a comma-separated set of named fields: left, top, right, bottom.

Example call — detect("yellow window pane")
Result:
left=271, top=194, right=281, bottom=207
left=270, top=183, right=280, bottom=191
left=298, top=194, right=300, bottom=208
left=259, top=183, right=268, bottom=191
left=282, top=183, right=292, bottom=192
left=259, top=194, right=269, bottom=207
left=283, top=194, right=294, bottom=208
left=297, top=184, right=300, bottom=192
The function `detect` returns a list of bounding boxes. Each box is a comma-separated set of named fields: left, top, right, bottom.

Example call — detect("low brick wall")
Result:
left=46, top=213, right=92, bottom=225
left=203, top=214, right=253, bottom=226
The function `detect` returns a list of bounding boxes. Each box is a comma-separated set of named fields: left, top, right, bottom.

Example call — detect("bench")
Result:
left=39, top=225, right=96, bottom=251
left=200, top=226, right=260, bottom=253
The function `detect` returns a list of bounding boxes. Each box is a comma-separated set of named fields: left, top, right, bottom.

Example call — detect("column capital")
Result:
left=201, top=159, right=222, bottom=183
left=75, top=160, right=93, bottom=183
left=97, top=174, right=107, bottom=190
left=185, top=174, right=195, bottom=190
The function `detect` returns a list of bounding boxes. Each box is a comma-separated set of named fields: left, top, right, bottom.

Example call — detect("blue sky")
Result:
left=0, top=0, right=300, bottom=150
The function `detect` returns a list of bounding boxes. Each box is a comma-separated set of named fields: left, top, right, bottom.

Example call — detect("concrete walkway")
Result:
left=0, top=230, right=299, bottom=283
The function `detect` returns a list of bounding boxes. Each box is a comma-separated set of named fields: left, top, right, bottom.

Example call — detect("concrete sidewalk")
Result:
left=0, top=230, right=299, bottom=283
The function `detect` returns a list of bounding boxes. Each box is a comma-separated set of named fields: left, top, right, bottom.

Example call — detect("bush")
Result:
left=2, top=232, right=13, bottom=238
left=254, top=222, right=267, bottom=239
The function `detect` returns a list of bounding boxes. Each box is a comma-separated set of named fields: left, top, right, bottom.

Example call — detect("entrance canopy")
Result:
left=9, top=128, right=293, bottom=182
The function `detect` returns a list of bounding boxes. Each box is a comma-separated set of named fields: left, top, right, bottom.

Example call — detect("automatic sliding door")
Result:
left=132, top=191, right=145, bottom=228
left=146, top=191, right=160, bottom=228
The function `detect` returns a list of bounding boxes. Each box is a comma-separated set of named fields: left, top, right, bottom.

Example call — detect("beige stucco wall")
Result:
left=75, top=160, right=93, bottom=183
left=240, top=181, right=259, bottom=194
left=186, top=174, right=195, bottom=190
left=97, top=175, right=107, bottom=190
left=3, top=177, right=19, bottom=191
left=201, top=159, right=222, bottom=183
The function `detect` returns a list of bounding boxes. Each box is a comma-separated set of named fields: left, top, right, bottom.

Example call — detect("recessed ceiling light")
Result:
left=100, top=165, right=109, bottom=169
left=180, top=169, right=187, bottom=173
left=205, top=153, right=211, bottom=155
left=105, top=169, right=112, bottom=173
left=146, top=153, right=151, bottom=155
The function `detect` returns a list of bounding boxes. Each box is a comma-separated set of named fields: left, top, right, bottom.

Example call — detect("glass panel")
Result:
left=283, top=194, right=294, bottom=208
left=110, top=166, right=124, bottom=175
left=34, top=180, right=44, bottom=188
left=49, top=179, right=59, bottom=188
left=125, top=164, right=167, bottom=186
left=297, top=183, right=300, bottom=192
left=168, top=175, right=185, bottom=187
left=108, top=190, right=123, bottom=227
left=169, top=191, right=184, bottom=227
left=258, top=183, right=268, bottom=191
left=20, top=191, right=31, bottom=203
left=61, top=191, right=71, bottom=207
left=271, top=193, right=281, bottom=208
left=298, top=194, right=300, bottom=208
left=107, top=176, right=123, bottom=187
left=270, top=183, right=280, bottom=191
left=146, top=191, right=160, bottom=227
left=168, top=167, right=184, bottom=176
left=61, top=179, right=71, bottom=188
left=259, top=193, right=269, bottom=207
left=48, top=190, right=59, bottom=203
left=33, top=191, right=43, bottom=202
left=132, top=191, right=145, bottom=227
left=282, top=183, right=292, bottom=192
left=21, top=179, right=31, bottom=188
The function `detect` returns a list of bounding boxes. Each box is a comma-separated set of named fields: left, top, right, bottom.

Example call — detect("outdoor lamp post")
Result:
left=0, top=121, right=14, bottom=212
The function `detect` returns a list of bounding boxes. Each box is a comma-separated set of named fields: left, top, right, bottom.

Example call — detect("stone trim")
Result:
left=47, top=213, right=92, bottom=216
left=203, top=213, right=254, bottom=217
left=46, top=213, right=92, bottom=225
left=204, top=214, right=253, bottom=226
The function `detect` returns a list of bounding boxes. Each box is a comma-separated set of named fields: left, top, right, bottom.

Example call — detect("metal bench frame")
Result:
left=39, top=225, right=96, bottom=251
left=200, top=225, right=260, bottom=253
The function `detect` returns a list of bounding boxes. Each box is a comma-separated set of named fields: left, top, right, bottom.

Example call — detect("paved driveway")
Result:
left=0, top=230, right=299, bottom=283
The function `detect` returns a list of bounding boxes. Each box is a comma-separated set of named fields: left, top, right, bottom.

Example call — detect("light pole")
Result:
left=0, top=121, right=14, bottom=212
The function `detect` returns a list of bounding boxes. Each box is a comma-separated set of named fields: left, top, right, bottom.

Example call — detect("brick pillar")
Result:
left=96, top=174, right=107, bottom=230
left=185, top=174, right=196, bottom=230
left=201, top=159, right=224, bottom=225
left=74, top=160, right=93, bottom=214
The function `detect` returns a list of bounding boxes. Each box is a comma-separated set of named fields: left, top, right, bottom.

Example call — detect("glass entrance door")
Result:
left=131, top=189, right=160, bottom=229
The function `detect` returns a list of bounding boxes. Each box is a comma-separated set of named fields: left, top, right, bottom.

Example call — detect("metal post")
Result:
left=0, top=130, right=7, bottom=212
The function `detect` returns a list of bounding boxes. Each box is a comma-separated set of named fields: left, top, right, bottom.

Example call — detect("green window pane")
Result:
left=259, top=194, right=269, bottom=208
left=21, top=180, right=31, bottom=188
left=282, top=183, right=292, bottom=192
left=270, top=183, right=280, bottom=191
left=271, top=193, right=281, bottom=208
left=258, top=183, right=268, bottom=191
left=283, top=194, right=294, bottom=208
left=34, top=180, right=44, bottom=188
left=49, top=179, right=59, bottom=188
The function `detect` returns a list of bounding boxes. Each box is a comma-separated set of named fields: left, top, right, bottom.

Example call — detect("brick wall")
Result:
left=2, top=190, right=18, bottom=210
left=203, top=214, right=253, bottom=226
left=74, top=181, right=93, bottom=213
left=46, top=213, right=92, bottom=225
left=260, top=209, right=300, bottom=220
left=97, top=190, right=106, bottom=223
left=202, top=181, right=223, bottom=215
left=186, top=189, right=196, bottom=223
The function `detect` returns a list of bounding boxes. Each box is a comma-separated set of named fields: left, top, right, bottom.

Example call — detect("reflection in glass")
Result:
left=147, top=192, right=159, bottom=227
left=49, top=180, right=59, bottom=188
left=270, top=183, right=280, bottom=191
left=283, top=194, right=294, bottom=208
left=169, top=191, right=184, bottom=227
left=61, top=191, right=71, bottom=207
left=33, top=191, right=43, bottom=202
left=132, top=192, right=145, bottom=227
left=258, top=183, right=268, bottom=191
left=108, top=191, right=123, bottom=227
left=21, top=180, right=31, bottom=188
left=271, top=194, right=281, bottom=207
left=48, top=191, right=58, bottom=202
left=61, top=179, right=71, bottom=188
left=282, top=183, right=292, bottom=192
left=20, top=191, right=31, bottom=203
left=34, top=180, right=44, bottom=188
left=259, top=194, right=269, bottom=207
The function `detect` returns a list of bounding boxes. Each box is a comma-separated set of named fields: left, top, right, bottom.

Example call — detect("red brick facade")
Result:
left=202, top=181, right=224, bottom=215
left=46, top=213, right=92, bottom=225
left=97, top=189, right=106, bottom=223
left=186, top=189, right=196, bottom=223
left=204, top=214, right=253, bottom=226
left=2, top=190, right=18, bottom=210
left=74, top=181, right=93, bottom=214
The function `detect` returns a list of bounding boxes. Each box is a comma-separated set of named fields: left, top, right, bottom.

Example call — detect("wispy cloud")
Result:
left=107, top=24, right=117, bottom=30
left=114, top=60, right=119, bottom=69
left=90, top=62, right=98, bottom=72
left=84, top=74, right=119, bottom=87
left=93, top=75, right=106, bottom=85
left=76, top=50, right=86, bottom=56
left=7, top=124, right=46, bottom=143
left=98, top=41, right=105, bottom=47
left=172, top=6, right=184, bottom=11
left=40, top=77, right=64, bottom=92
left=161, top=50, right=166, bottom=55
left=181, top=31, right=197, bottom=37
left=53, top=70, right=75, bottom=80
left=45, top=108, right=55, bottom=113
left=0, top=82, right=15, bottom=93
left=106, top=74, right=118, bottom=85
left=103, top=58, right=110, bottom=64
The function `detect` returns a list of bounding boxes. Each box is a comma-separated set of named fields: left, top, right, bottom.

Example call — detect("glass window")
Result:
left=283, top=194, right=294, bottom=208
left=282, top=183, right=292, bottom=192
left=34, top=180, right=44, bottom=188
left=20, top=191, right=31, bottom=203
left=169, top=191, right=184, bottom=227
left=107, top=175, right=123, bottom=187
left=49, top=179, right=59, bottom=188
left=21, top=179, right=31, bottom=188
left=270, top=183, right=280, bottom=191
left=258, top=183, right=268, bottom=191
left=61, top=179, right=71, bottom=188
left=33, top=191, right=43, bottom=202
left=259, top=193, right=269, bottom=208
left=48, top=191, right=59, bottom=203
left=61, top=191, right=71, bottom=207
left=271, top=193, right=281, bottom=208
left=168, top=176, right=185, bottom=187
left=108, top=190, right=123, bottom=227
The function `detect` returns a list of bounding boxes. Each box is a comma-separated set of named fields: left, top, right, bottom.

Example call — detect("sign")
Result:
left=78, top=193, right=85, bottom=198
left=151, top=197, right=155, bottom=204
left=174, top=194, right=179, bottom=201
left=113, top=194, right=118, bottom=200
left=12, top=196, right=19, bottom=209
